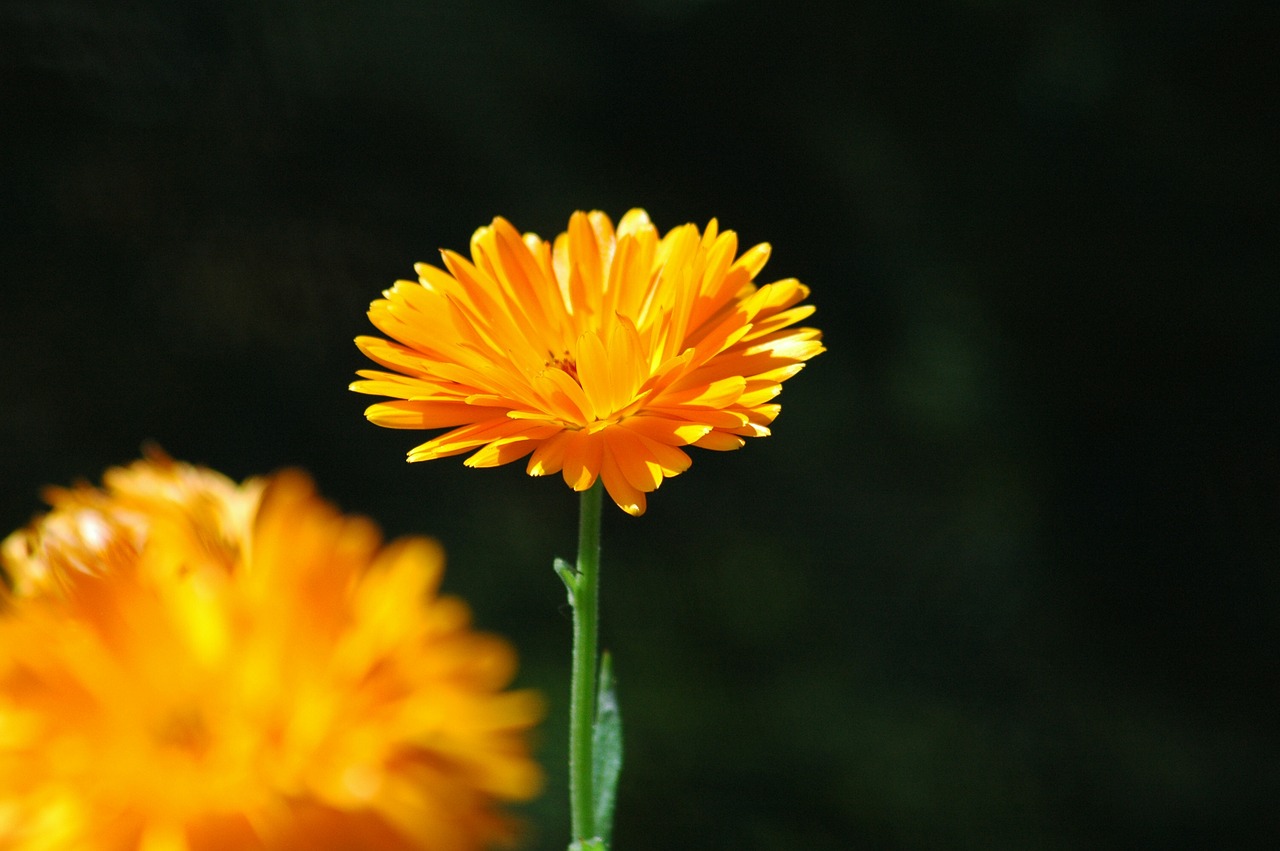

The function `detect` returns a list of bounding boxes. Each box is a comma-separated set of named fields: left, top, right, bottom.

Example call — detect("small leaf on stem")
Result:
left=553, top=557, right=578, bottom=605
left=592, top=651, right=623, bottom=846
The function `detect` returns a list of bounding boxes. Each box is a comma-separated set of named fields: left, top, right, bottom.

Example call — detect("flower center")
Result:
left=546, top=350, right=579, bottom=383
left=153, top=705, right=213, bottom=758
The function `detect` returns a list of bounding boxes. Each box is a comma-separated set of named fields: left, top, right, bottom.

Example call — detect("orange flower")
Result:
left=352, top=209, right=824, bottom=515
left=0, top=454, right=542, bottom=851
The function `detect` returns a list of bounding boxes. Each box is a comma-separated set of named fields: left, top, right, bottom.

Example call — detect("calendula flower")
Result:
left=0, top=454, right=542, bottom=851
left=352, top=209, right=824, bottom=515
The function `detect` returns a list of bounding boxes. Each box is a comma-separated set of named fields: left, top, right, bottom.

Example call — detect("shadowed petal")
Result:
left=599, top=450, right=645, bottom=517
left=561, top=429, right=603, bottom=492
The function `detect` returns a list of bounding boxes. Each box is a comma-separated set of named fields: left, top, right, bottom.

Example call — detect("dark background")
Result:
left=2, top=1, right=1276, bottom=848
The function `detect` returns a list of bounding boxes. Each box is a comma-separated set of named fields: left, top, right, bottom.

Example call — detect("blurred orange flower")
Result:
left=352, top=209, right=824, bottom=515
left=0, top=453, right=542, bottom=851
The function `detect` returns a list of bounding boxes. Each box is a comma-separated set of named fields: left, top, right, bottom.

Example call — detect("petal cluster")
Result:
left=353, top=209, right=824, bottom=515
left=0, top=453, right=542, bottom=851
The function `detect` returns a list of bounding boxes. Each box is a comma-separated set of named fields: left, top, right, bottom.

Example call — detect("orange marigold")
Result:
left=352, top=209, right=824, bottom=515
left=0, top=453, right=542, bottom=851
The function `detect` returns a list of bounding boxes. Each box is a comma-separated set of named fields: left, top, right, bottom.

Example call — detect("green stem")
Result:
left=569, top=481, right=604, bottom=843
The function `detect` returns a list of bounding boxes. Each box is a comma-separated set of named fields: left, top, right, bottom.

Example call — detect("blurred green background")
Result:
left=1, top=1, right=1275, bottom=848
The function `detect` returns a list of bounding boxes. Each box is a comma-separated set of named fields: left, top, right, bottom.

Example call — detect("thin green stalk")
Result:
left=569, top=481, right=603, bottom=843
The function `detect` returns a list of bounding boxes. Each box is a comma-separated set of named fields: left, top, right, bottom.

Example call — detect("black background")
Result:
left=2, top=2, right=1276, bottom=848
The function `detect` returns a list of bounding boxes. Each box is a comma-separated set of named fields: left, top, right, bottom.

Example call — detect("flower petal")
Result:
left=365, top=401, right=506, bottom=430
left=599, top=448, right=646, bottom=517
left=561, top=429, right=602, bottom=492
left=407, top=419, right=545, bottom=462
left=575, top=330, right=613, bottom=420
left=617, top=422, right=695, bottom=474
left=526, top=430, right=573, bottom=477
left=694, top=431, right=747, bottom=451
left=616, top=415, right=712, bottom=446
left=465, top=430, right=556, bottom=468
left=603, top=426, right=661, bottom=493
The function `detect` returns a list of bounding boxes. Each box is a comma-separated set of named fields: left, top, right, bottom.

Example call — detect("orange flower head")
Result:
left=352, top=209, right=824, bottom=515
left=0, top=454, right=543, bottom=851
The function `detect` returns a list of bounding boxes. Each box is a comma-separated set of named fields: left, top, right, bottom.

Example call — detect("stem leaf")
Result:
left=553, top=557, right=578, bottom=605
left=592, top=651, right=623, bottom=846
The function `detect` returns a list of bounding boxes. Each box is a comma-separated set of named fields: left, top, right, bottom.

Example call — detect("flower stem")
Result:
left=569, top=481, right=603, bottom=843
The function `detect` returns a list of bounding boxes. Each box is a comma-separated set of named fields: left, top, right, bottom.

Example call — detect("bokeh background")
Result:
left=2, top=1, right=1275, bottom=848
